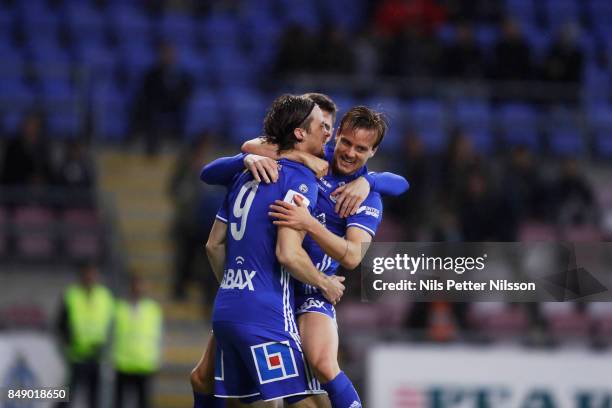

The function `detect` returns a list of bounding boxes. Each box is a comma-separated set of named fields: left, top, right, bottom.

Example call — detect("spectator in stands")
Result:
left=542, top=24, right=584, bottom=104
left=491, top=18, right=533, bottom=82
left=554, top=158, right=598, bottom=226
left=274, top=24, right=316, bottom=76
left=381, top=23, right=444, bottom=77
left=444, top=0, right=503, bottom=23
left=56, top=140, right=96, bottom=208
left=457, top=168, right=500, bottom=240
left=0, top=112, right=54, bottom=188
left=353, top=28, right=380, bottom=80
left=112, top=275, right=163, bottom=408
left=501, top=146, right=549, bottom=225
left=439, top=130, right=481, bottom=207
left=56, top=263, right=114, bottom=408
left=314, top=25, right=355, bottom=75
left=390, top=133, right=430, bottom=240
left=132, top=41, right=192, bottom=156
left=443, top=22, right=485, bottom=79
left=168, top=133, right=221, bottom=304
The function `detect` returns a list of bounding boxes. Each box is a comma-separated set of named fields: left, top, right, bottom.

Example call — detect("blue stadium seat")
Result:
left=92, top=82, right=129, bottom=141
left=436, top=24, right=456, bottom=45
left=548, top=129, right=585, bottom=156
left=200, top=14, right=241, bottom=49
left=40, top=79, right=81, bottom=138
left=325, top=93, right=358, bottom=120
left=317, top=0, right=365, bottom=31
left=504, top=0, right=535, bottom=26
left=521, top=24, right=552, bottom=63
left=546, top=106, right=585, bottom=156
left=589, top=0, right=612, bottom=34
left=108, top=4, right=152, bottom=44
left=279, top=0, right=321, bottom=31
left=175, top=45, right=210, bottom=86
left=583, top=63, right=610, bottom=104
left=0, top=79, right=36, bottom=134
left=587, top=103, right=612, bottom=157
left=63, top=2, right=106, bottom=45
left=118, top=41, right=155, bottom=86
left=406, top=99, right=447, bottom=152
left=543, top=0, right=579, bottom=30
left=497, top=103, right=540, bottom=150
left=363, top=96, right=404, bottom=150
left=21, top=5, right=60, bottom=44
left=209, top=48, right=254, bottom=87
left=475, top=25, right=498, bottom=54
left=185, top=89, right=223, bottom=136
left=454, top=100, right=492, bottom=130
left=222, top=87, right=267, bottom=144
left=27, top=38, right=70, bottom=67
left=595, top=134, right=612, bottom=157
left=0, top=46, right=25, bottom=77
left=74, top=42, right=118, bottom=81
left=0, top=7, right=14, bottom=40
left=453, top=100, right=493, bottom=152
left=159, top=12, right=196, bottom=45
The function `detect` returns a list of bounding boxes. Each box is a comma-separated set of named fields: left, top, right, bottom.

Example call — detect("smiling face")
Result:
left=332, top=127, right=378, bottom=175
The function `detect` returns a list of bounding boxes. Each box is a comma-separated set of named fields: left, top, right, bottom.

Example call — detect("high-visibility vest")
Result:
left=64, top=284, right=114, bottom=362
left=112, top=299, right=163, bottom=374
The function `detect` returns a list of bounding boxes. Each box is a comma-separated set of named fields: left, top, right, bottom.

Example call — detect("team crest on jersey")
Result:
left=299, top=184, right=309, bottom=193
left=356, top=206, right=380, bottom=218
left=283, top=189, right=311, bottom=207
left=251, top=341, right=299, bottom=384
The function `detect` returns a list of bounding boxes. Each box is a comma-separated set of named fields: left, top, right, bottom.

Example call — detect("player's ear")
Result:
left=369, top=147, right=377, bottom=158
left=293, top=127, right=305, bottom=142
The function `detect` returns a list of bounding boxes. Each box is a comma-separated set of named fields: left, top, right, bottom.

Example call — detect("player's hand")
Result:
left=269, top=195, right=315, bottom=232
left=331, top=176, right=370, bottom=218
left=244, top=154, right=279, bottom=184
left=320, top=275, right=345, bottom=305
left=301, top=154, right=329, bottom=179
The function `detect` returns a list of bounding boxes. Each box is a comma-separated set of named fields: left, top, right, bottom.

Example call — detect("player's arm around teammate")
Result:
left=270, top=195, right=373, bottom=386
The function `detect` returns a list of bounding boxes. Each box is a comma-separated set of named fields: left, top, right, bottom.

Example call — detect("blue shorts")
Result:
left=212, top=321, right=323, bottom=401
left=295, top=292, right=337, bottom=324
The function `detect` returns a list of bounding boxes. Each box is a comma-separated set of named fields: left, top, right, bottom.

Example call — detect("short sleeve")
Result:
left=346, top=192, right=383, bottom=237
left=215, top=191, right=230, bottom=223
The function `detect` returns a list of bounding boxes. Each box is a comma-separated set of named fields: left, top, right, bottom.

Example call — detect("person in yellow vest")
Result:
left=112, top=274, right=163, bottom=408
left=56, top=262, right=114, bottom=408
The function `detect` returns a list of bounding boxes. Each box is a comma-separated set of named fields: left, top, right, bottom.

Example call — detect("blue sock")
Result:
left=193, top=392, right=225, bottom=408
left=321, top=371, right=362, bottom=408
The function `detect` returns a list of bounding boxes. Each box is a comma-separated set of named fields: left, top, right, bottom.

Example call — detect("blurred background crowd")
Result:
left=0, top=0, right=611, bottom=406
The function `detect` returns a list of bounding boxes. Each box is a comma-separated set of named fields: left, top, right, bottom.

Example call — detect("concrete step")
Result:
left=124, top=238, right=173, bottom=256
left=162, top=301, right=204, bottom=322
left=119, top=218, right=169, bottom=236
left=153, top=392, right=192, bottom=408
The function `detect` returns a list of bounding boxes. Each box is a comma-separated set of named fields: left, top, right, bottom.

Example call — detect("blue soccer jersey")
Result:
left=212, top=159, right=319, bottom=331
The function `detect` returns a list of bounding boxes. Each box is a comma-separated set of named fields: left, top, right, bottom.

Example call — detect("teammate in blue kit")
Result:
left=196, top=94, right=346, bottom=407
left=195, top=95, right=408, bottom=408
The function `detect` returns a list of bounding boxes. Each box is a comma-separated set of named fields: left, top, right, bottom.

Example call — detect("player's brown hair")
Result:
left=263, top=94, right=316, bottom=153
left=302, top=93, right=337, bottom=123
left=337, top=106, right=387, bottom=148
